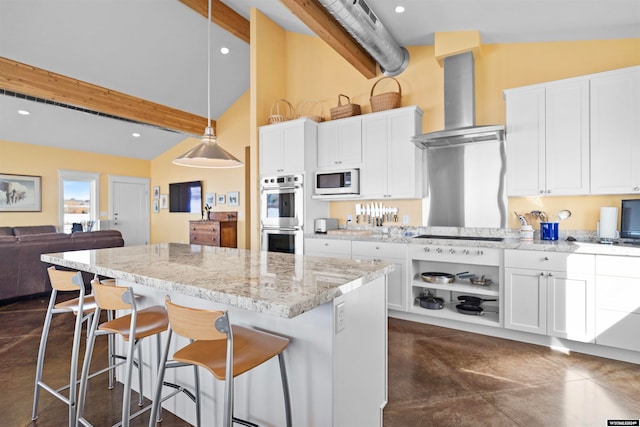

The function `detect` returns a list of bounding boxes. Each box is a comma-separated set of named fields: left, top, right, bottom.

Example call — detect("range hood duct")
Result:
left=412, top=52, right=504, bottom=148
left=317, top=0, right=409, bottom=76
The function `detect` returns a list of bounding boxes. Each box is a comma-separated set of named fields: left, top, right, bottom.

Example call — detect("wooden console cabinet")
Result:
left=189, top=211, right=237, bottom=248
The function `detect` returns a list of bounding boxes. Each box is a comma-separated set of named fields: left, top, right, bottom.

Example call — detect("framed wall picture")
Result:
left=160, top=194, right=168, bottom=209
left=205, top=192, right=216, bottom=206
left=153, top=199, right=159, bottom=213
left=227, top=191, right=239, bottom=206
left=153, top=186, right=160, bottom=199
left=0, top=173, right=42, bottom=212
left=217, top=194, right=226, bottom=205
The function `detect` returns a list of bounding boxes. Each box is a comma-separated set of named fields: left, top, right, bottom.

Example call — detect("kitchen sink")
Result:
left=412, top=234, right=505, bottom=242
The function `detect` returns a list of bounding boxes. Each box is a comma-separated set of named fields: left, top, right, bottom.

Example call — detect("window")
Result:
left=58, top=171, right=99, bottom=233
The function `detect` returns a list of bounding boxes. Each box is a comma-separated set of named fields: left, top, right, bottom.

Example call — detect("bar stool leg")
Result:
left=31, top=290, right=57, bottom=421
left=76, top=309, right=100, bottom=427
left=278, top=353, right=292, bottom=427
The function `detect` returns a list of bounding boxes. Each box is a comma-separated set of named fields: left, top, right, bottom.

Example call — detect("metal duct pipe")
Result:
left=317, top=0, right=409, bottom=76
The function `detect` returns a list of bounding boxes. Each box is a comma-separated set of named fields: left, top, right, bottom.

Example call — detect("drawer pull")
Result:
left=544, top=256, right=549, bottom=261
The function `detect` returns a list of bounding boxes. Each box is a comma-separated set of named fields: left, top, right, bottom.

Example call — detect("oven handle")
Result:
left=260, top=185, right=301, bottom=192
left=261, top=227, right=301, bottom=232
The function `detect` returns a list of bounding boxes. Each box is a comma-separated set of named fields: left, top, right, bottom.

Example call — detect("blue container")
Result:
left=540, top=222, right=559, bottom=241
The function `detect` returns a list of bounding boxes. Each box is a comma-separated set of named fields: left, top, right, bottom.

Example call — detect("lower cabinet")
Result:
left=504, top=250, right=595, bottom=342
left=594, top=255, right=640, bottom=352
left=305, top=238, right=407, bottom=311
left=352, top=241, right=407, bottom=312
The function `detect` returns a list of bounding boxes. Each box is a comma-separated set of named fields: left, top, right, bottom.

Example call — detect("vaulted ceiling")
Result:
left=1, top=0, right=638, bottom=159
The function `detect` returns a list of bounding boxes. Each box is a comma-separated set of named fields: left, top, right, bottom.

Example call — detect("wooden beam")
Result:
left=279, top=0, right=377, bottom=79
left=0, top=56, right=209, bottom=136
left=179, top=0, right=250, bottom=44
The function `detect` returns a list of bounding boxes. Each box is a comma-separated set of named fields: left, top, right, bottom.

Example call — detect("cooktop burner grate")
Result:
left=413, top=235, right=504, bottom=242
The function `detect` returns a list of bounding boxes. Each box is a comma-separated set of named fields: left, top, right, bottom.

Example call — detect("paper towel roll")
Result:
left=600, top=207, right=618, bottom=240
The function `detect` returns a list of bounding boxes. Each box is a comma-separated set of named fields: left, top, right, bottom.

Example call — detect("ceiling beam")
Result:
left=179, top=0, right=251, bottom=44
left=279, top=0, right=377, bottom=79
left=0, top=56, right=209, bottom=136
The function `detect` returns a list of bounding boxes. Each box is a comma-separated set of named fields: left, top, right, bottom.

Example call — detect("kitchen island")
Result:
left=42, top=243, right=393, bottom=427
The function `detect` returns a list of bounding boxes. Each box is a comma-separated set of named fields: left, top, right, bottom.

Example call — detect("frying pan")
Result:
left=456, top=303, right=485, bottom=315
left=421, top=271, right=469, bottom=284
left=457, top=295, right=497, bottom=306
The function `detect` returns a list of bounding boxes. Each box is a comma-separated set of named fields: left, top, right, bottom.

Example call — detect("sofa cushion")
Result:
left=0, top=235, right=17, bottom=243
left=17, top=233, right=71, bottom=243
left=0, top=227, right=13, bottom=236
left=13, top=225, right=58, bottom=236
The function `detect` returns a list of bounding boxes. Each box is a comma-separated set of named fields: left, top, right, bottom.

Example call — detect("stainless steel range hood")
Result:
left=412, top=52, right=504, bottom=148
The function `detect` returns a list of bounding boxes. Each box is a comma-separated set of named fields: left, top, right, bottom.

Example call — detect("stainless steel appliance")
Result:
left=412, top=51, right=507, bottom=228
left=260, top=174, right=304, bottom=229
left=260, top=174, right=304, bottom=254
left=314, top=218, right=338, bottom=233
left=314, top=169, right=359, bottom=196
left=260, top=227, right=303, bottom=254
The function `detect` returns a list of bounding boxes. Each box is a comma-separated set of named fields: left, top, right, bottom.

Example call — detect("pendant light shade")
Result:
left=173, top=0, right=243, bottom=168
left=173, top=127, right=243, bottom=168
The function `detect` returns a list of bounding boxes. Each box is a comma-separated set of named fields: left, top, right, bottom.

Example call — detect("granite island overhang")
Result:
left=42, top=243, right=393, bottom=426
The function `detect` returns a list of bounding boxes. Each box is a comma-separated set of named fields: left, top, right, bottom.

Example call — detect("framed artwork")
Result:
left=217, top=194, right=226, bottom=205
left=160, top=194, right=168, bottom=209
left=0, top=173, right=42, bottom=212
left=153, top=186, right=160, bottom=199
left=205, top=192, right=216, bottom=206
left=153, top=199, right=159, bottom=213
left=227, top=191, right=239, bottom=206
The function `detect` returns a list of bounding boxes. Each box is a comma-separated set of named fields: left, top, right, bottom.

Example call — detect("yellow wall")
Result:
left=150, top=90, right=250, bottom=247
left=0, top=139, right=149, bottom=227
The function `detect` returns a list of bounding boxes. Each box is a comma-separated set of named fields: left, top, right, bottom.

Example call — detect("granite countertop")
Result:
left=41, top=243, right=394, bottom=318
left=306, top=229, right=640, bottom=257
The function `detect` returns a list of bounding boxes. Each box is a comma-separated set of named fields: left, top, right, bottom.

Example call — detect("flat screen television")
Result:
left=620, top=199, right=640, bottom=239
left=169, top=181, right=202, bottom=213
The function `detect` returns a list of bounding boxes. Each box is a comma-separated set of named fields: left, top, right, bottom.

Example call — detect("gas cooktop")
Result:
left=413, top=234, right=505, bottom=242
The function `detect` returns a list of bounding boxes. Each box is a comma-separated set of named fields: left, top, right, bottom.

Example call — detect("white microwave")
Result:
left=314, top=169, right=359, bottom=196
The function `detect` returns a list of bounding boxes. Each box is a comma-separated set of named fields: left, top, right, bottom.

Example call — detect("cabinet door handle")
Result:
left=540, top=272, right=545, bottom=276
left=548, top=272, right=554, bottom=277
left=544, top=256, right=549, bottom=261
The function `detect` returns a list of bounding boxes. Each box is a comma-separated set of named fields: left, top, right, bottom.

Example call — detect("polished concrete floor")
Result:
left=2, top=295, right=639, bottom=426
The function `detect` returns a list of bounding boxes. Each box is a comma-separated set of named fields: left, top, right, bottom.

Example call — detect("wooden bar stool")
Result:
left=76, top=279, right=169, bottom=427
left=32, top=267, right=93, bottom=427
left=148, top=297, right=292, bottom=427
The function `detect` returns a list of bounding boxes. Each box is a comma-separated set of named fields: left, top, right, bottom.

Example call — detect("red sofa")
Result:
left=0, top=225, right=124, bottom=302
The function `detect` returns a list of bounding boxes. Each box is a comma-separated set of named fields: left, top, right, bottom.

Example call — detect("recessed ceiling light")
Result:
left=132, top=132, right=141, bottom=138
left=395, top=5, right=405, bottom=13
left=220, top=47, right=230, bottom=55
left=17, top=109, right=30, bottom=115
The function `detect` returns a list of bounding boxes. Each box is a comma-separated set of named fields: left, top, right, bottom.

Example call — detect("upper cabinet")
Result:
left=361, top=106, right=424, bottom=199
left=504, top=65, right=640, bottom=197
left=504, top=80, right=590, bottom=197
left=259, top=119, right=317, bottom=176
left=590, top=68, right=640, bottom=195
left=317, top=116, right=363, bottom=170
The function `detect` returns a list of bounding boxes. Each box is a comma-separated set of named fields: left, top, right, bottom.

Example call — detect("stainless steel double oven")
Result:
left=260, top=174, right=304, bottom=254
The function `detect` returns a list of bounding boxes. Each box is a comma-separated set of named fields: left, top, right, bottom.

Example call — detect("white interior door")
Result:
left=109, top=175, right=149, bottom=246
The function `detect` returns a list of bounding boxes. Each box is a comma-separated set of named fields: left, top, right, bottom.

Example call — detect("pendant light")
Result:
left=173, top=0, right=243, bottom=168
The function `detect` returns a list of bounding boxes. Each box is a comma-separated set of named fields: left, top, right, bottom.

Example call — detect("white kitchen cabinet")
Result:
left=504, top=250, right=595, bottom=342
left=590, top=67, right=640, bottom=195
left=304, top=237, right=352, bottom=258
left=259, top=119, right=317, bottom=176
left=504, top=80, right=589, bottom=196
left=352, top=241, right=407, bottom=311
left=317, top=116, right=362, bottom=170
left=361, top=106, right=424, bottom=199
left=594, top=255, right=640, bottom=352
